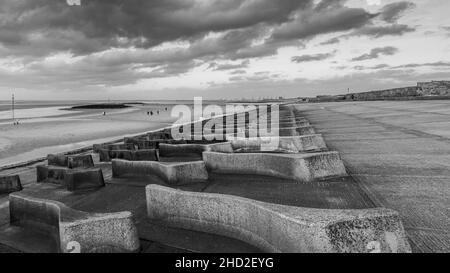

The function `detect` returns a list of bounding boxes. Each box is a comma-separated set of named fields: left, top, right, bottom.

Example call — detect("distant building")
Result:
left=344, top=86, right=418, bottom=101
left=417, top=81, right=450, bottom=96
left=308, top=80, right=450, bottom=103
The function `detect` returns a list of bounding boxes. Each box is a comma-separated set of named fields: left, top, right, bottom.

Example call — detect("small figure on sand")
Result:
left=103, top=111, right=106, bottom=116
left=157, top=110, right=160, bottom=115
left=150, top=111, right=154, bottom=116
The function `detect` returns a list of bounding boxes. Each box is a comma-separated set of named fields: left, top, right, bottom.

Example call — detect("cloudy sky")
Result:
left=0, top=0, right=449, bottom=100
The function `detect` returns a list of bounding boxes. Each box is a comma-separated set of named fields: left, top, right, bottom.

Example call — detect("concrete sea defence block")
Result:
left=147, top=131, right=172, bottom=140
left=0, top=175, right=23, bottom=194
left=93, top=143, right=135, bottom=153
left=146, top=185, right=411, bottom=253
left=67, top=154, right=94, bottom=169
left=159, top=142, right=233, bottom=157
left=242, top=125, right=316, bottom=138
left=231, top=135, right=327, bottom=153
left=98, top=149, right=158, bottom=162
left=124, top=137, right=189, bottom=149
left=63, top=168, right=105, bottom=191
left=112, top=159, right=208, bottom=185
left=203, top=151, right=347, bottom=182
left=48, top=154, right=94, bottom=169
left=132, top=150, right=160, bottom=161
left=9, top=192, right=140, bottom=253
left=47, top=154, right=69, bottom=167
left=93, top=144, right=103, bottom=153
left=124, top=137, right=156, bottom=149
left=279, top=126, right=316, bottom=136
left=37, top=165, right=67, bottom=184
left=37, top=165, right=105, bottom=191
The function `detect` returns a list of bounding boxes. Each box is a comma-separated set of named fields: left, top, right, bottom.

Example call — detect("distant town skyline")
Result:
left=0, top=0, right=449, bottom=100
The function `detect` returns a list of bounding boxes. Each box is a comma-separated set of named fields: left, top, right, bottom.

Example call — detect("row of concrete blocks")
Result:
left=166, top=125, right=317, bottom=138
left=136, top=134, right=326, bottom=154
left=37, top=154, right=105, bottom=192
left=97, top=134, right=326, bottom=163
left=118, top=109, right=314, bottom=145
left=98, top=148, right=159, bottom=162
left=112, top=149, right=346, bottom=185
left=124, top=134, right=326, bottom=155
left=97, top=141, right=234, bottom=162
left=6, top=185, right=411, bottom=253
left=1, top=154, right=96, bottom=194
left=47, top=153, right=94, bottom=169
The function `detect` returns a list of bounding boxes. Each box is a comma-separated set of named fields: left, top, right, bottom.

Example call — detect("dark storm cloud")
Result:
left=351, top=46, right=399, bottom=61
left=379, top=1, right=416, bottom=23
left=0, top=0, right=418, bottom=91
left=270, top=3, right=377, bottom=42
left=0, top=0, right=306, bottom=56
left=0, top=0, right=414, bottom=60
left=291, top=51, right=336, bottom=63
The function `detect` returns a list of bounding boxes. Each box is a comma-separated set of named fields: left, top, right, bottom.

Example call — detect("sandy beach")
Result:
left=0, top=102, right=178, bottom=167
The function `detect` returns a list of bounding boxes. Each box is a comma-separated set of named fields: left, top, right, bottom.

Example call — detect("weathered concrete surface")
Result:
left=124, top=138, right=189, bottom=149
left=231, top=135, right=327, bottom=153
left=0, top=175, right=22, bottom=194
left=146, top=185, right=411, bottom=253
left=159, top=142, right=233, bottom=157
left=279, top=126, right=316, bottom=136
left=112, top=159, right=208, bottom=185
left=93, top=143, right=135, bottom=153
left=47, top=154, right=69, bottom=167
left=47, top=154, right=94, bottom=169
left=64, top=169, right=105, bottom=191
left=68, top=155, right=95, bottom=169
left=243, top=126, right=316, bottom=138
left=7, top=192, right=140, bottom=253
left=37, top=165, right=105, bottom=191
left=0, top=146, right=376, bottom=253
left=36, top=165, right=66, bottom=184
left=294, top=100, right=450, bottom=252
left=99, top=149, right=158, bottom=162
left=203, top=151, right=346, bottom=182
left=147, top=131, right=172, bottom=140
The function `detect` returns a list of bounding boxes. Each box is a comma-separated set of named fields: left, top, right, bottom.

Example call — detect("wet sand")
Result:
left=0, top=104, right=177, bottom=167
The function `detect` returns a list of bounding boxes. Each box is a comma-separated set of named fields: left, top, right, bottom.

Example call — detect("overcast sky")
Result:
left=0, top=0, right=449, bottom=100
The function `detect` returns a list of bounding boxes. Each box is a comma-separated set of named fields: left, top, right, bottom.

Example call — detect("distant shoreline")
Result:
left=69, top=103, right=134, bottom=110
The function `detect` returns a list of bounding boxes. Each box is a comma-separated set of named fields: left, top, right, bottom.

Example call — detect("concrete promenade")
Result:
left=0, top=101, right=447, bottom=252
left=295, top=100, right=450, bottom=253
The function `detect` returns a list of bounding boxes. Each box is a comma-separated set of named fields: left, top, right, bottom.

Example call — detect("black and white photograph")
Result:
left=0, top=0, right=449, bottom=262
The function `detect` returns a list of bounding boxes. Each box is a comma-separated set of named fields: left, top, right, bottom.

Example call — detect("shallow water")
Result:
left=0, top=106, right=68, bottom=121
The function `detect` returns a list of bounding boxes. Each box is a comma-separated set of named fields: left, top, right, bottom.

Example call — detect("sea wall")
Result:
left=344, top=86, right=418, bottom=101
left=417, top=81, right=450, bottom=96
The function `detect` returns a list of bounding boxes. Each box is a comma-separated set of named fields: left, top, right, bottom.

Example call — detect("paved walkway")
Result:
left=295, top=100, right=450, bottom=253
